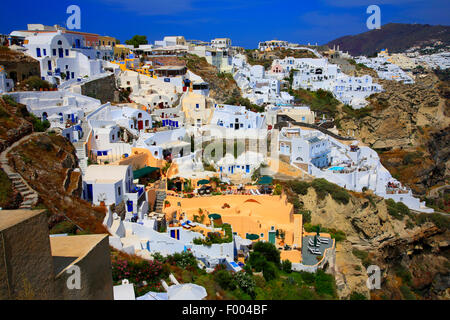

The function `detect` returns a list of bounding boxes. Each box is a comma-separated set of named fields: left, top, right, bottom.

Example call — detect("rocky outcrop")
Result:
left=0, top=46, right=40, bottom=84
left=182, top=54, right=242, bottom=103
left=7, top=134, right=107, bottom=233
left=0, top=97, right=33, bottom=153
left=297, top=187, right=450, bottom=299
left=337, top=72, right=449, bottom=195
left=338, top=73, right=446, bottom=149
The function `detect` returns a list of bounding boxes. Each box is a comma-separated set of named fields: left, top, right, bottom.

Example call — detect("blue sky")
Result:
left=1, top=0, right=449, bottom=48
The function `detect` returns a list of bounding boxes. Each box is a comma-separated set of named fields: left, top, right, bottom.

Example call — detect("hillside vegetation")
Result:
left=280, top=179, right=450, bottom=300
left=181, top=54, right=241, bottom=103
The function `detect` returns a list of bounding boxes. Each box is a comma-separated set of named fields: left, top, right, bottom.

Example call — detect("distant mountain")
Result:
left=326, top=23, right=450, bottom=56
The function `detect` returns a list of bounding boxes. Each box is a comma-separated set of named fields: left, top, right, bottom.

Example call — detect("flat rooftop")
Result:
left=50, top=234, right=108, bottom=276
left=0, top=209, right=45, bottom=232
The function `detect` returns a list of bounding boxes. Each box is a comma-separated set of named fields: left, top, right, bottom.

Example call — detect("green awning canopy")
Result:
left=133, top=166, right=159, bottom=179
left=257, top=176, right=273, bottom=185
left=246, top=234, right=260, bottom=240
left=197, top=179, right=210, bottom=185
left=208, top=213, right=222, bottom=220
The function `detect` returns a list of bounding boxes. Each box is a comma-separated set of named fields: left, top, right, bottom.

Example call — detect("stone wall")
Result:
left=53, top=235, right=114, bottom=300
left=0, top=210, right=55, bottom=300
left=0, top=57, right=40, bottom=84
left=81, top=74, right=120, bottom=104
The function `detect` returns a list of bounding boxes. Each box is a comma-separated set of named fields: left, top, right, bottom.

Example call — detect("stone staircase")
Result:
left=0, top=136, right=40, bottom=209
left=73, top=120, right=90, bottom=175
left=154, top=179, right=167, bottom=213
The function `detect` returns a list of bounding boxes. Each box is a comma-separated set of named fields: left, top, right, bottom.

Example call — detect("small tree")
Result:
left=125, top=35, right=148, bottom=48
left=282, top=260, right=292, bottom=273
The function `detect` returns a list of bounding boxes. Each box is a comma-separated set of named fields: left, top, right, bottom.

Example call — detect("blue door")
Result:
left=246, top=165, right=250, bottom=173
left=58, top=48, right=64, bottom=58
left=87, top=184, right=93, bottom=201
left=48, top=61, right=52, bottom=71
left=127, top=200, right=133, bottom=212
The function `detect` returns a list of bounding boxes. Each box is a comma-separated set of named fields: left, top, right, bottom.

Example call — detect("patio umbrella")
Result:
left=167, top=284, right=207, bottom=300
left=197, top=179, right=210, bottom=185
left=137, top=291, right=168, bottom=300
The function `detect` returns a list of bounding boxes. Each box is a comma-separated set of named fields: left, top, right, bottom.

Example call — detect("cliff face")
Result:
left=0, top=97, right=33, bottom=153
left=7, top=134, right=107, bottom=233
left=336, top=72, right=450, bottom=195
left=181, top=54, right=242, bottom=103
left=298, top=187, right=450, bottom=300
left=0, top=46, right=40, bottom=83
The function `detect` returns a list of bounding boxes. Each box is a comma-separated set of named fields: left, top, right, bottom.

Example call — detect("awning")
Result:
left=246, top=234, right=260, bottom=240
left=257, top=176, right=273, bottom=185
left=208, top=214, right=222, bottom=220
left=197, top=179, right=210, bottom=185
left=133, top=166, right=159, bottom=179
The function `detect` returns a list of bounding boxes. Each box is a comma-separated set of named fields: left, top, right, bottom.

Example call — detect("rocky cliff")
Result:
left=336, top=72, right=449, bottom=196
left=181, top=54, right=242, bottom=103
left=7, top=133, right=107, bottom=233
left=296, top=186, right=449, bottom=300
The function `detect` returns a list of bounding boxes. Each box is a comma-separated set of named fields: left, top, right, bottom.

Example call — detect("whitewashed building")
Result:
left=19, top=31, right=104, bottom=85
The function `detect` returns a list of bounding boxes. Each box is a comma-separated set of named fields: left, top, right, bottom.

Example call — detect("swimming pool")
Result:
left=328, top=166, right=345, bottom=171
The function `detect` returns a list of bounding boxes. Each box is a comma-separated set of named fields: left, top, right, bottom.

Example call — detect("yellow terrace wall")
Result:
left=163, top=194, right=298, bottom=245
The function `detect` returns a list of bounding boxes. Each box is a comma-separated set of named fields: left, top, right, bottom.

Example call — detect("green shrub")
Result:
left=273, top=184, right=282, bottom=195
left=281, top=260, right=292, bottom=273
left=314, top=269, right=336, bottom=297
left=385, top=199, right=410, bottom=220
left=400, top=285, right=416, bottom=300
left=350, top=291, right=367, bottom=300
left=311, top=179, right=350, bottom=204
left=214, top=270, right=237, bottom=290
left=49, top=221, right=78, bottom=235
left=352, top=249, right=372, bottom=268
left=394, top=265, right=412, bottom=286
left=262, top=262, right=277, bottom=282
left=166, top=252, right=198, bottom=269
left=20, top=76, right=52, bottom=90
left=30, top=114, right=50, bottom=132
left=252, top=241, right=281, bottom=267
left=290, top=181, right=310, bottom=195
left=248, top=252, right=267, bottom=272
left=234, top=271, right=256, bottom=298
left=299, top=271, right=315, bottom=286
